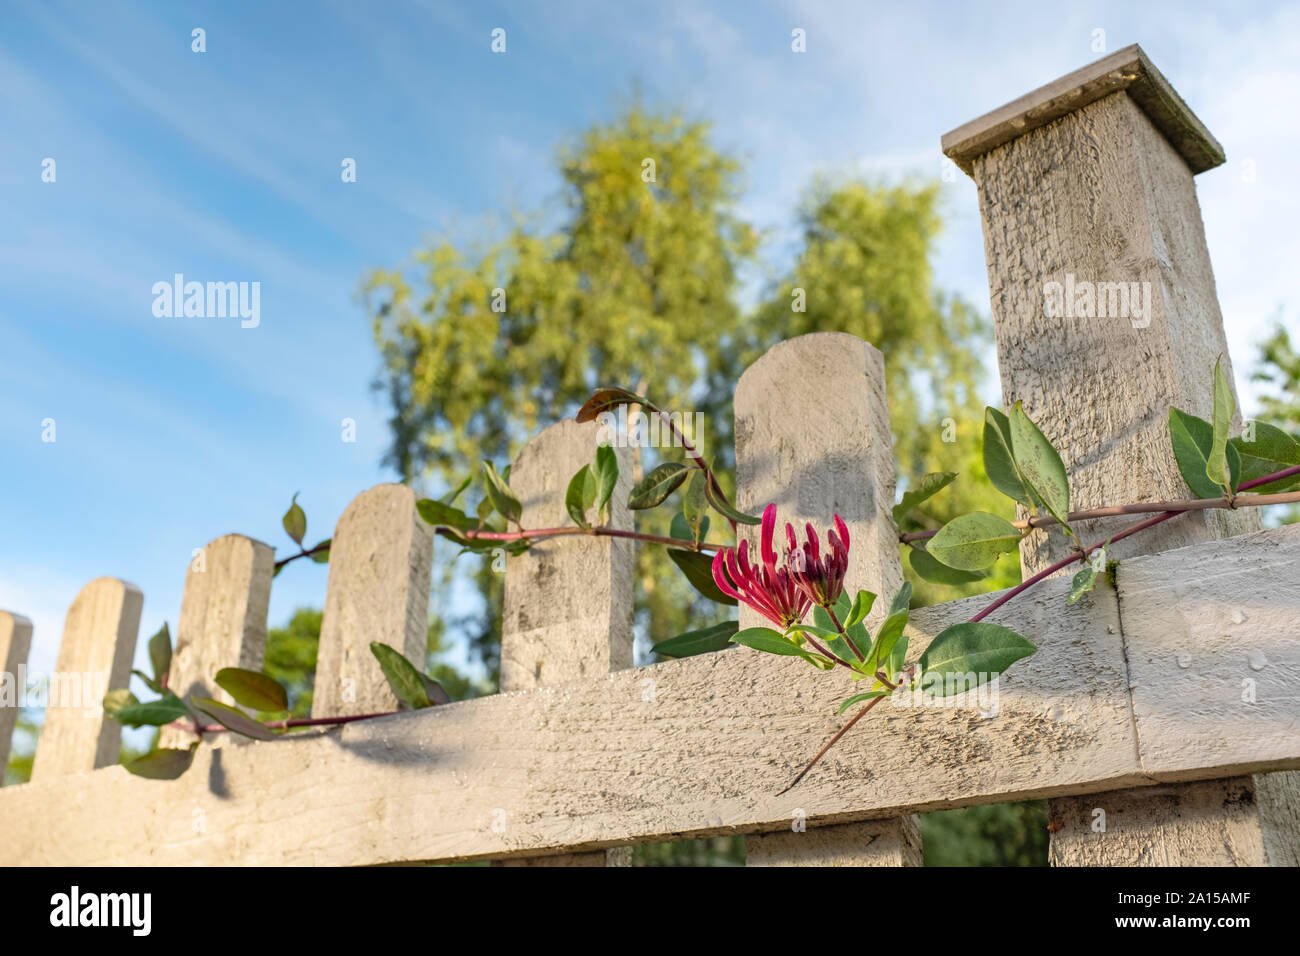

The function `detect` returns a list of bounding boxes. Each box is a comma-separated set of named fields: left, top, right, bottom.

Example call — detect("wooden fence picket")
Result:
left=944, top=42, right=1300, bottom=865
left=496, top=418, right=635, bottom=866
left=734, top=332, right=920, bottom=866
left=160, top=534, right=274, bottom=748
left=313, top=483, right=434, bottom=718
left=0, top=610, right=33, bottom=783
left=29, top=578, right=142, bottom=780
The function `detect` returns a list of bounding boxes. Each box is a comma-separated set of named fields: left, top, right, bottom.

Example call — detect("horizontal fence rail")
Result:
left=0, top=524, right=1296, bottom=865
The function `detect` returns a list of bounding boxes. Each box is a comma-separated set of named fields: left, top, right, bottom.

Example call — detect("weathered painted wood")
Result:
left=1046, top=779, right=1267, bottom=866
left=735, top=332, right=918, bottom=866
left=496, top=418, right=634, bottom=866
left=0, top=554, right=1196, bottom=864
left=159, top=535, right=274, bottom=748
left=500, top=419, right=635, bottom=692
left=948, top=48, right=1289, bottom=865
left=29, top=578, right=142, bottom=780
left=748, top=814, right=921, bottom=867
left=0, top=610, right=34, bottom=782
left=942, top=44, right=1223, bottom=175
left=312, top=484, right=434, bottom=718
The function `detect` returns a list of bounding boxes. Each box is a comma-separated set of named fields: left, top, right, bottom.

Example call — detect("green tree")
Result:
left=365, top=104, right=757, bottom=678
left=1252, top=321, right=1300, bottom=525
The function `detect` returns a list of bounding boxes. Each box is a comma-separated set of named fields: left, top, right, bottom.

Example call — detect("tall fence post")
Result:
left=313, top=483, right=434, bottom=718
left=0, top=611, right=33, bottom=783
left=943, top=44, right=1298, bottom=864
left=159, top=535, right=274, bottom=749
left=495, top=418, right=636, bottom=866
left=29, top=578, right=142, bottom=780
left=735, top=332, right=921, bottom=867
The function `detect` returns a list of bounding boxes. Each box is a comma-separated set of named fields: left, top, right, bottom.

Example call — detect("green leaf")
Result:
left=439, top=474, right=473, bottom=506
left=837, top=691, right=888, bottom=714
left=928, top=512, right=1022, bottom=570
left=845, top=589, right=876, bottom=630
left=147, top=622, right=172, bottom=687
left=917, top=622, right=1037, bottom=696
left=131, top=669, right=162, bottom=694
left=309, top=539, right=331, bottom=563
left=730, top=627, right=833, bottom=669
left=575, top=387, right=647, bottom=424
left=1067, top=554, right=1102, bottom=605
left=102, top=688, right=139, bottom=718
left=907, top=546, right=989, bottom=586
left=564, top=464, right=597, bottom=529
left=482, top=461, right=523, bottom=526
left=1008, top=402, right=1070, bottom=528
left=370, top=643, right=449, bottom=710
left=1169, top=408, right=1240, bottom=499
left=789, top=623, right=859, bottom=667
left=1232, top=422, right=1300, bottom=493
left=213, top=668, right=288, bottom=712
left=1207, top=358, right=1235, bottom=491
left=892, top=472, right=958, bottom=525
left=984, top=408, right=1034, bottom=507
left=812, top=592, right=870, bottom=663
left=667, top=548, right=737, bottom=605
left=111, top=693, right=191, bottom=727
left=868, top=582, right=912, bottom=673
left=123, top=746, right=197, bottom=780
left=703, top=478, right=762, bottom=525
left=282, top=491, right=307, bottom=545
left=192, top=697, right=279, bottom=741
left=594, top=444, right=619, bottom=521
left=416, top=498, right=476, bottom=531
left=628, top=462, right=690, bottom=510
left=881, top=633, right=910, bottom=689
left=651, top=620, right=738, bottom=659
left=682, top=470, right=709, bottom=543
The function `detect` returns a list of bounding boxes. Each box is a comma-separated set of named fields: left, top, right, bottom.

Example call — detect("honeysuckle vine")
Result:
left=103, top=359, right=1300, bottom=789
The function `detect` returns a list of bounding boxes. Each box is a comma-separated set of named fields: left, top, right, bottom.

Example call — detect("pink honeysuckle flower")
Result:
left=711, top=504, right=812, bottom=628
left=786, top=514, right=850, bottom=609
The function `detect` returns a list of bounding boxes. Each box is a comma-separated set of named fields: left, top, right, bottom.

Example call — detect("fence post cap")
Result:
left=941, top=43, right=1224, bottom=176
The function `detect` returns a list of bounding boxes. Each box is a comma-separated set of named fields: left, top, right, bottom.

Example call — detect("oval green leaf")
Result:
left=628, top=462, right=690, bottom=510
left=482, top=461, right=523, bottom=525
left=907, top=546, right=989, bottom=586
left=651, top=620, right=738, bottom=659
left=123, top=746, right=197, bottom=780
left=928, top=512, right=1022, bottom=571
left=916, top=621, right=1037, bottom=695
left=192, top=696, right=279, bottom=740
left=667, top=548, right=737, bottom=605
left=147, top=622, right=172, bottom=686
left=214, top=667, right=289, bottom=712
left=892, top=471, right=958, bottom=526
left=282, top=491, right=307, bottom=545
left=1009, top=402, right=1070, bottom=527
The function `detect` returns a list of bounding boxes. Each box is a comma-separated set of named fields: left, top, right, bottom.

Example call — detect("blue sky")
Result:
left=2, top=0, right=1297, bottom=690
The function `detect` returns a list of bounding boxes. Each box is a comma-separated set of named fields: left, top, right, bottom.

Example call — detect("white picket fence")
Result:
left=1, top=44, right=1296, bottom=866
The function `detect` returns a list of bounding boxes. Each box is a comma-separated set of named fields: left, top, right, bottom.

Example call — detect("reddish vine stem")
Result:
left=273, top=540, right=330, bottom=570
left=458, top=525, right=729, bottom=551
left=900, top=485, right=1300, bottom=543
left=177, top=710, right=396, bottom=736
